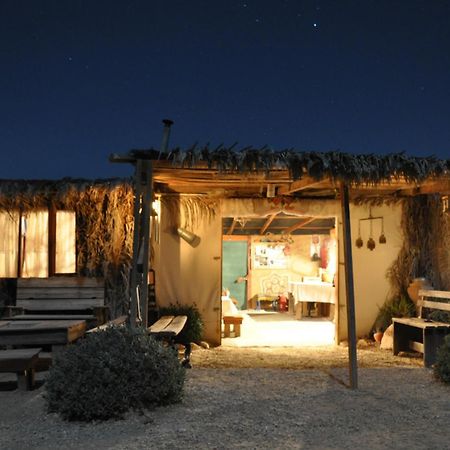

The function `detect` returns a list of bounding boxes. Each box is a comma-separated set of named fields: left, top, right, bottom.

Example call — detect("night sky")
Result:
left=1, top=1, right=449, bottom=180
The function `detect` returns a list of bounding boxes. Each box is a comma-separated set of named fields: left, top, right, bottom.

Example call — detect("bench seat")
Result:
left=0, top=348, right=42, bottom=390
left=148, top=315, right=191, bottom=368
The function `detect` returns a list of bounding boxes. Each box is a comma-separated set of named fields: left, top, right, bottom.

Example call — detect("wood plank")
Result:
left=17, top=287, right=105, bottom=299
left=17, top=277, right=104, bottom=288
left=8, top=314, right=95, bottom=320
left=418, top=300, right=450, bottom=312
left=393, top=317, right=450, bottom=329
left=409, top=340, right=424, bottom=353
left=162, top=315, right=187, bottom=335
left=418, top=289, right=450, bottom=300
left=148, top=316, right=174, bottom=333
left=17, top=299, right=104, bottom=309
left=283, top=217, right=315, bottom=234
left=277, top=177, right=325, bottom=195
left=86, top=315, right=128, bottom=333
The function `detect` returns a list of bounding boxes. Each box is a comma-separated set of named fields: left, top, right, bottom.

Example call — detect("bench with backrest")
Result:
left=6, top=277, right=108, bottom=327
left=393, top=289, right=450, bottom=367
left=148, top=315, right=191, bottom=368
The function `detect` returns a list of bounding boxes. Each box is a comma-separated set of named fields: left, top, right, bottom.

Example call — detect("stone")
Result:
left=357, top=338, right=372, bottom=349
left=380, top=323, right=394, bottom=350
left=199, top=341, right=210, bottom=349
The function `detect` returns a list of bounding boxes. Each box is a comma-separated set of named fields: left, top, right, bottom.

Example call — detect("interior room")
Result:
left=221, top=213, right=337, bottom=346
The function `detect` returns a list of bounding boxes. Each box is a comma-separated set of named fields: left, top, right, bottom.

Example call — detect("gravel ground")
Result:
left=0, top=346, right=449, bottom=450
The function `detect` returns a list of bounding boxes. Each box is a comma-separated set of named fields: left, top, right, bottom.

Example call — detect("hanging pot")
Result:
left=355, top=237, right=363, bottom=248
left=379, top=233, right=387, bottom=244
left=367, top=237, right=376, bottom=251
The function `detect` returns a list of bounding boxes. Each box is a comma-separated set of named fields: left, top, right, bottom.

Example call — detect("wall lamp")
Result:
left=177, top=227, right=201, bottom=247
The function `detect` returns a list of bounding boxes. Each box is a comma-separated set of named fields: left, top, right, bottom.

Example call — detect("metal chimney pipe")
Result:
left=159, top=119, right=174, bottom=159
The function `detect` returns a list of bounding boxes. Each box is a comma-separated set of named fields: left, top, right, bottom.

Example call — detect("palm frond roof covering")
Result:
left=121, top=147, right=450, bottom=185
left=0, top=178, right=132, bottom=211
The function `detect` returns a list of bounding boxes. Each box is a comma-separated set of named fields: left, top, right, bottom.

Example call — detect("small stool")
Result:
left=223, top=316, right=243, bottom=337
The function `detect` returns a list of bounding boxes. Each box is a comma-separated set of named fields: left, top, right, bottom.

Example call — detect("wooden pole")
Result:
left=339, top=181, right=358, bottom=389
left=130, top=160, right=143, bottom=328
left=140, top=160, right=153, bottom=328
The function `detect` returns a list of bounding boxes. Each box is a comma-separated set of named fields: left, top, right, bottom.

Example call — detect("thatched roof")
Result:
left=0, top=178, right=131, bottom=211
left=110, top=148, right=450, bottom=199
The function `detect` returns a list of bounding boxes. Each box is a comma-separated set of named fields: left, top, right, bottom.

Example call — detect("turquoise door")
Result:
left=222, top=241, right=248, bottom=310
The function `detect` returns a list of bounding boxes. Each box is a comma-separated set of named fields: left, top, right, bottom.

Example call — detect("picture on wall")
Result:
left=253, top=244, right=288, bottom=269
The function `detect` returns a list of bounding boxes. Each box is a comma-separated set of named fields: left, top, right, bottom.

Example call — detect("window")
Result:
left=0, top=209, right=76, bottom=278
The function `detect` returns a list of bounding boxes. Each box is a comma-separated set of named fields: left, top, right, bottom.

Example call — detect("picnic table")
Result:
left=0, top=319, right=86, bottom=350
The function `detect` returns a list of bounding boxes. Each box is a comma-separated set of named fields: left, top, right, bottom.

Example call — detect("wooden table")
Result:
left=0, top=319, right=86, bottom=350
left=289, top=281, right=336, bottom=318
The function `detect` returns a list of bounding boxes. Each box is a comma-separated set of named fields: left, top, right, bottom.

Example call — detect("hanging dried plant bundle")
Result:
left=386, top=195, right=450, bottom=298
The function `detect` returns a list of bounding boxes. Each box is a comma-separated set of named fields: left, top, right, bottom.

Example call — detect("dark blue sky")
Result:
left=1, top=1, right=449, bottom=179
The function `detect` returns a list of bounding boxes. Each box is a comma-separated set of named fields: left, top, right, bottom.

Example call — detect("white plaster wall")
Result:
left=153, top=203, right=222, bottom=346
left=338, top=203, right=403, bottom=340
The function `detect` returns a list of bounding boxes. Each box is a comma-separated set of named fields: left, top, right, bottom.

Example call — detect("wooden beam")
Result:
left=277, top=177, right=324, bottom=195
left=227, top=218, right=237, bottom=235
left=339, top=181, right=358, bottom=389
left=283, top=217, right=315, bottom=234
left=260, top=214, right=277, bottom=235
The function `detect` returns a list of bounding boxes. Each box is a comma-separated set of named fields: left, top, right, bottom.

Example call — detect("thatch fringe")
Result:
left=159, top=147, right=450, bottom=185
left=161, top=195, right=217, bottom=231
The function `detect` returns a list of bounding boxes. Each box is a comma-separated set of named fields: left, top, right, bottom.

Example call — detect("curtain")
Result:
left=22, top=210, right=49, bottom=278
left=55, top=211, right=76, bottom=273
left=0, top=211, right=19, bottom=277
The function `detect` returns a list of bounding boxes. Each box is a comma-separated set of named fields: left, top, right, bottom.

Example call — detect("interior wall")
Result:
left=249, top=235, right=324, bottom=299
left=154, top=201, right=222, bottom=345
left=338, top=202, right=403, bottom=340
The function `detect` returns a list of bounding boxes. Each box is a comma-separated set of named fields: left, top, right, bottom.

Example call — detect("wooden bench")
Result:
left=148, top=315, right=191, bottom=368
left=6, top=277, right=108, bottom=327
left=223, top=315, right=243, bottom=337
left=393, top=289, right=450, bottom=367
left=86, top=315, right=128, bottom=333
left=0, top=348, right=42, bottom=390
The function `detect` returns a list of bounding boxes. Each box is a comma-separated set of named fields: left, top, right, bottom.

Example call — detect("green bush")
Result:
left=158, top=303, right=203, bottom=343
left=44, top=326, right=185, bottom=421
left=374, top=295, right=415, bottom=332
left=434, top=335, right=450, bottom=384
left=429, top=310, right=450, bottom=323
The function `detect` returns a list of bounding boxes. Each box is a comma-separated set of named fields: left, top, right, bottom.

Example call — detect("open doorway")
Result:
left=221, top=213, right=337, bottom=346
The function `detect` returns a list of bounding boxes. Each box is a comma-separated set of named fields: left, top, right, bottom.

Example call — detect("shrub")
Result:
left=44, top=326, right=185, bottom=421
left=434, top=335, right=450, bottom=384
left=158, top=303, right=203, bottom=343
left=374, top=295, right=415, bottom=332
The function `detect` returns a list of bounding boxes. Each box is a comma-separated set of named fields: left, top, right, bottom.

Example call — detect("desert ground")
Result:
left=1, top=344, right=449, bottom=450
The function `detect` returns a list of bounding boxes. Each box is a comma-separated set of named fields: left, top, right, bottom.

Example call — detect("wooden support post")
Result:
left=139, top=160, right=153, bottom=328
left=130, top=160, right=143, bottom=328
left=339, top=182, right=358, bottom=389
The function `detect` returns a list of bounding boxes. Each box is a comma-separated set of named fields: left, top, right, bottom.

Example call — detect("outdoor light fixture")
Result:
left=177, top=227, right=201, bottom=247
left=355, top=209, right=386, bottom=251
